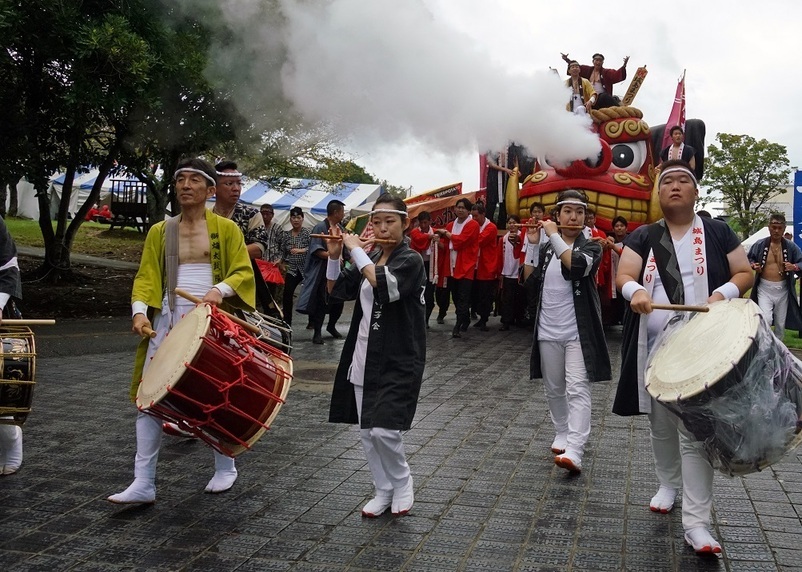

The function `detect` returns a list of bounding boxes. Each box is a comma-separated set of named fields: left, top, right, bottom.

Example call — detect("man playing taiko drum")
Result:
left=108, top=157, right=255, bottom=504
left=613, top=160, right=753, bottom=555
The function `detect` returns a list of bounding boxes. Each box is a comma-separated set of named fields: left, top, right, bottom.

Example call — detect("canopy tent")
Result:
left=741, top=225, right=793, bottom=249
left=8, top=172, right=383, bottom=228
left=231, top=178, right=385, bottom=230
left=50, top=170, right=148, bottom=218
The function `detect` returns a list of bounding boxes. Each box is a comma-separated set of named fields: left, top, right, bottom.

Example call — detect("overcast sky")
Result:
left=330, top=0, right=802, bottom=195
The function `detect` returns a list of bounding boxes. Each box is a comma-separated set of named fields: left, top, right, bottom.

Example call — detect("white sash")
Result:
left=635, top=215, right=709, bottom=411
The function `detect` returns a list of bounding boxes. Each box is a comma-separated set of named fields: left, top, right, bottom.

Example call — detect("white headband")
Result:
left=370, top=208, right=407, bottom=216
left=658, top=166, right=697, bottom=187
left=555, top=199, right=587, bottom=207
left=173, top=168, right=216, bottom=185
left=216, top=170, right=243, bottom=178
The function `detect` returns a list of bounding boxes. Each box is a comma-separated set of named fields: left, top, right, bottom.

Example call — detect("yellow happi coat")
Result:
left=128, top=210, right=255, bottom=401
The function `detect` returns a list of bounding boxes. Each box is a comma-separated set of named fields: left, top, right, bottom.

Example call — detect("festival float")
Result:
left=510, top=67, right=705, bottom=233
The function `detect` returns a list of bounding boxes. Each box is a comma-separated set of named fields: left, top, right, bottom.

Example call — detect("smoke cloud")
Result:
left=185, top=0, right=601, bottom=164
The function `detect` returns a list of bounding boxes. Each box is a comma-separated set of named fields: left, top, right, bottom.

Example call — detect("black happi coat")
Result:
left=529, top=233, right=611, bottom=382
left=328, top=242, right=427, bottom=430
left=613, top=217, right=741, bottom=416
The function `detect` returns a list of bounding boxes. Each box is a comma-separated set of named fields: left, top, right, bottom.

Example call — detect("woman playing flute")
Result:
left=325, top=195, right=426, bottom=516
left=527, top=189, right=610, bottom=474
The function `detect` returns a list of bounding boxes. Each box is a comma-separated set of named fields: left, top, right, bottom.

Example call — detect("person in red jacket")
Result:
left=433, top=231, right=451, bottom=325
left=434, top=197, right=480, bottom=338
left=408, top=211, right=436, bottom=327
left=470, top=203, right=498, bottom=331
left=560, top=52, right=629, bottom=108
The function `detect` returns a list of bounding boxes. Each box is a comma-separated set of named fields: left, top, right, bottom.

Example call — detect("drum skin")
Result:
left=137, top=305, right=292, bottom=457
left=646, top=298, right=802, bottom=476
left=0, top=327, right=36, bottom=426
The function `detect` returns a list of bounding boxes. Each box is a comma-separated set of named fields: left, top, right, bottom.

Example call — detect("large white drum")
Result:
left=646, top=298, right=802, bottom=476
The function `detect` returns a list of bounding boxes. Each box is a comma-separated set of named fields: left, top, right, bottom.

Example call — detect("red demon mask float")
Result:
left=514, top=107, right=660, bottom=233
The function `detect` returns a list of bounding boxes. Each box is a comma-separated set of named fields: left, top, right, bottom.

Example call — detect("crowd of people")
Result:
left=2, top=141, right=795, bottom=559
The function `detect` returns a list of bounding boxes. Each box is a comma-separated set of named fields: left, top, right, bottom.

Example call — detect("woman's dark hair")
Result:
left=373, top=194, right=408, bottom=219
left=289, top=206, right=304, bottom=218
left=555, top=189, right=588, bottom=215
left=612, top=215, right=628, bottom=227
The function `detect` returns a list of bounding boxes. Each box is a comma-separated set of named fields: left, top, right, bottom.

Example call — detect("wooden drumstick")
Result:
left=174, top=288, right=262, bottom=335
left=142, top=326, right=157, bottom=339
left=0, top=319, right=57, bottom=325
left=650, top=303, right=709, bottom=313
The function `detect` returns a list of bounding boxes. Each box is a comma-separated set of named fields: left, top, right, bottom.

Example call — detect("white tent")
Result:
left=229, top=178, right=385, bottom=230
left=8, top=172, right=384, bottom=228
left=741, top=225, right=794, bottom=249
left=5, top=170, right=149, bottom=220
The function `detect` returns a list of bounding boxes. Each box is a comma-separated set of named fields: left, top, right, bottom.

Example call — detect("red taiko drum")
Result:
left=136, top=305, right=292, bottom=457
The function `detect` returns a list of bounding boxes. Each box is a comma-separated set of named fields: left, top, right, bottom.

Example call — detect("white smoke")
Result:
left=184, top=0, right=601, bottom=164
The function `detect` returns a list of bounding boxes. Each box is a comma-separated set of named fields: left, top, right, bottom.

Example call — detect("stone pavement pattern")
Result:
left=1, top=315, right=801, bottom=571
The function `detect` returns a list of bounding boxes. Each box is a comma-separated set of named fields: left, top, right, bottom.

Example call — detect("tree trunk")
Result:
left=9, top=180, right=19, bottom=217
left=0, top=182, right=7, bottom=217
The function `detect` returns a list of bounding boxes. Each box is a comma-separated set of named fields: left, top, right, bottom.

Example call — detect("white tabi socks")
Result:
left=361, top=488, right=393, bottom=518
left=0, top=424, right=23, bottom=475
left=107, top=413, right=160, bottom=504
left=650, top=485, right=678, bottom=514
left=392, top=476, right=414, bottom=516
left=205, top=450, right=237, bottom=493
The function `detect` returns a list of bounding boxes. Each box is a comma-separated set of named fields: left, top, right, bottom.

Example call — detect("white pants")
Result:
left=538, top=339, right=591, bottom=459
left=757, top=280, right=789, bottom=340
left=648, top=398, right=714, bottom=531
left=353, top=384, right=410, bottom=492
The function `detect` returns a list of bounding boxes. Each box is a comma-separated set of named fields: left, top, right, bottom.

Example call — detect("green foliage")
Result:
left=704, top=133, right=791, bottom=240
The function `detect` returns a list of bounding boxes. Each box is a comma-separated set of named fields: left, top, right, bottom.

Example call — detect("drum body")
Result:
left=0, top=326, right=36, bottom=426
left=136, top=305, right=292, bottom=457
left=646, top=298, right=802, bottom=476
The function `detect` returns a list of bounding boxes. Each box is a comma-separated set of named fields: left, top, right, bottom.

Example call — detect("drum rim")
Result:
left=137, top=305, right=211, bottom=408
left=646, top=298, right=761, bottom=402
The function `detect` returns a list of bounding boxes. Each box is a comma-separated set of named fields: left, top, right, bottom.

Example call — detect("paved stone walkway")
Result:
left=0, top=314, right=800, bottom=571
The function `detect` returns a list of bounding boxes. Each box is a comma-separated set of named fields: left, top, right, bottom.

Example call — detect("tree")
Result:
left=0, top=1, right=243, bottom=279
left=703, top=133, right=792, bottom=240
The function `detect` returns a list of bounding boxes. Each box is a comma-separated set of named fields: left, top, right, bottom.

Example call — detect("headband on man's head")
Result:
left=174, top=168, right=216, bottom=185
left=216, top=170, right=243, bottom=178
left=658, top=166, right=697, bottom=188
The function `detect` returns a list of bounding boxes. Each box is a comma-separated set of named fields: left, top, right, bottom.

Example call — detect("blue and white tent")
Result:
left=226, top=178, right=385, bottom=229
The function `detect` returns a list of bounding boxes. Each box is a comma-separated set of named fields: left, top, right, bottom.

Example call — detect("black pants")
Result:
left=435, top=284, right=450, bottom=319
left=310, top=279, right=344, bottom=334
left=282, top=271, right=303, bottom=326
left=422, top=261, right=435, bottom=323
left=449, top=278, right=473, bottom=329
left=500, top=276, right=524, bottom=325
left=471, top=279, right=496, bottom=322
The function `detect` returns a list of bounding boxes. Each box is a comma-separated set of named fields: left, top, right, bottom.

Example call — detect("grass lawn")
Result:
left=5, top=217, right=145, bottom=262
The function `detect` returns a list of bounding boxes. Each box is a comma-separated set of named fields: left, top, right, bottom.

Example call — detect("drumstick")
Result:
left=0, top=319, right=57, bottom=325
left=310, top=234, right=396, bottom=245
left=650, top=303, right=709, bottom=313
left=142, top=326, right=157, bottom=339
left=174, top=288, right=262, bottom=335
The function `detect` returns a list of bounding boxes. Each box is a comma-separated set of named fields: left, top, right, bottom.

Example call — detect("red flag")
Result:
left=660, top=70, right=686, bottom=152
